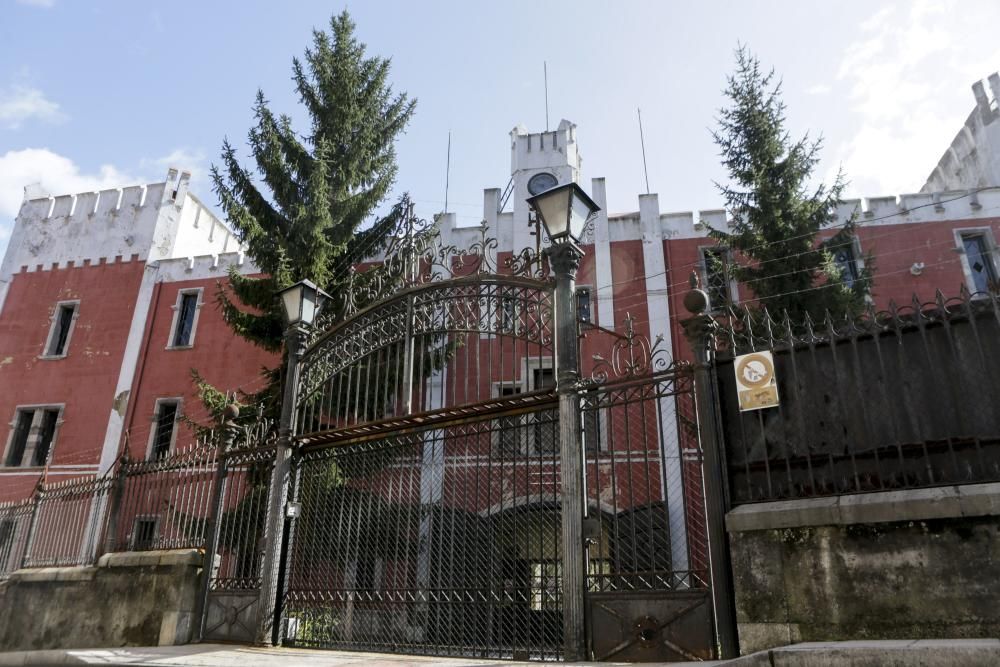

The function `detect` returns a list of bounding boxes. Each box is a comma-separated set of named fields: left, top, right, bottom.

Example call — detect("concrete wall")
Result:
left=726, top=484, right=1000, bottom=655
left=0, top=550, right=205, bottom=651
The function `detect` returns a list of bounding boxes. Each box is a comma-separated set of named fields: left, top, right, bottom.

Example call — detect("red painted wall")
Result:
left=123, top=277, right=277, bottom=459
left=0, top=260, right=144, bottom=501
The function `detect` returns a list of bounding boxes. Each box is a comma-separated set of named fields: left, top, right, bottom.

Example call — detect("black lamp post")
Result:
left=258, top=279, right=328, bottom=644
left=527, top=182, right=600, bottom=661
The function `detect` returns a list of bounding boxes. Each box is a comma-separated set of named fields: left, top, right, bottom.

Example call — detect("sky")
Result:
left=2, top=0, right=1000, bottom=254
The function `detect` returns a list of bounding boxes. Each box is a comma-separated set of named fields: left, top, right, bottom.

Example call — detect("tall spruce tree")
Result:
left=707, top=46, right=873, bottom=320
left=199, top=11, right=416, bottom=421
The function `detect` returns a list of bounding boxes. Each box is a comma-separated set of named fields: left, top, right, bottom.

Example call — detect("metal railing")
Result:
left=713, top=290, right=1000, bottom=506
left=0, top=423, right=275, bottom=580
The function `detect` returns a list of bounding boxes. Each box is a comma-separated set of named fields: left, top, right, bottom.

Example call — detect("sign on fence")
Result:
left=734, top=351, right=779, bottom=412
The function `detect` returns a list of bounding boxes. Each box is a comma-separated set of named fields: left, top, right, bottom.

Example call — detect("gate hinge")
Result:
left=285, top=502, right=301, bottom=518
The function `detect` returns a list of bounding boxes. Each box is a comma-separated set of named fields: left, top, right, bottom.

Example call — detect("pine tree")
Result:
left=707, top=46, right=873, bottom=320
left=202, top=11, right=417, bottom=422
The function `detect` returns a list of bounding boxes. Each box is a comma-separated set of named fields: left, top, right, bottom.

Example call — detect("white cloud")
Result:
left=141, top=147, right=207, bottom=182
left=831, top=0, right=1000, bottom=195
left=0, top=149, right=136, bottom=238
left=805, top=84, right=832, bottom=96
left=0, top=84, right=64, bottom=129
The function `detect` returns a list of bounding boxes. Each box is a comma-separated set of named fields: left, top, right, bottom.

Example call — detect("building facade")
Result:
left=0, top=169, right=272, bottom=502
left=1, top=117, right=999, bottom=508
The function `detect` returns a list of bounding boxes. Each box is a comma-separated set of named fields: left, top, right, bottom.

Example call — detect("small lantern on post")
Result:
left=276, top=279, right=329, bottom=329
left=526, top=182, right=600, bottom=247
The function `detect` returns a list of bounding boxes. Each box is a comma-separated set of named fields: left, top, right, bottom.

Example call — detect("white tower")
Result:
left=509, top=119, right=582, bottom=252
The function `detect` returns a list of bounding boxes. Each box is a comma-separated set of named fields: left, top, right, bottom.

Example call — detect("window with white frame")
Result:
left=3, top=406, right=61, bottom=467
left=42, top=301, right=79, bottom=358
left=957, top=229, right=999, bottom=294
left=831, top=237, right=864, bottom=290
left=700, top=247, right=736, bottom=311
left=168, top=289, right=202, bottom=348
left=148, top=399, right=180, bottom=460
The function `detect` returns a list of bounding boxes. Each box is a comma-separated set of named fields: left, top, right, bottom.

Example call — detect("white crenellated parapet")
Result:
left=0, top=169, right=243, bottom=284
left=600, top=187, right=1000, bottom=243
left=922, top=74, right=1000, bottom=192
left=153, top=251, right=257, bottom=282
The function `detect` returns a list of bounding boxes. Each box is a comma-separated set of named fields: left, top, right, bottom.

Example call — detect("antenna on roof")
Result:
left=638, top=107, right=651, bottom=195
left=444, top=130, right=451, bottom=214
left=544, top=62, right=550, bottom=132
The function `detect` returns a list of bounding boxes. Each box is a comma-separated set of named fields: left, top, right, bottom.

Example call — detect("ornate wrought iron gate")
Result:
left=263, top=230, right=719, bottom=659
left=281, top=274, right=566, bottom=659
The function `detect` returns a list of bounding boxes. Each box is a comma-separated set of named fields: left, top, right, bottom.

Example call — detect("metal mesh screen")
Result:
left=581, top=368, right=709, bottom=593
left=282, top=402, right=563, bottom=660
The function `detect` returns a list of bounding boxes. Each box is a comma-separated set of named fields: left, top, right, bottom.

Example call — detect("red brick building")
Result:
left=1, top=118, right=998, bottom=511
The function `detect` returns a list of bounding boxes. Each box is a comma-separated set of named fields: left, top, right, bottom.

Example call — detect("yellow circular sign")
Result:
left=736, top=353, right=774, bottom=389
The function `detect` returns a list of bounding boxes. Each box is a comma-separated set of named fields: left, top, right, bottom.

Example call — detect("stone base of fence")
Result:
left=726, top=482, right=1000, bottom=655
left=0, top=549, right=205, bottom=652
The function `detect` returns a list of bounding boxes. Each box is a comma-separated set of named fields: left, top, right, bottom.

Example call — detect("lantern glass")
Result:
left=278, top=280, right=324, bottom=327
left=527, top=182, right=600, bottom=244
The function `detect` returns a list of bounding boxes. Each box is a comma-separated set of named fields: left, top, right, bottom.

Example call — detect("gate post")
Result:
left=258, top=325, right=303, bottom=645
left=549, top=242, right=587, bottom=662
left=680, top=282, right=739, bottom=659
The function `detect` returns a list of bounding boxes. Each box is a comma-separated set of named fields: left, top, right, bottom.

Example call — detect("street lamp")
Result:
left=276, top=279, right=329, bottom=328
left=526, top=181, right=601, bottom=246
left=259, top=278, right=329, bottom=645
left=526, top=181, right=600, bottom=662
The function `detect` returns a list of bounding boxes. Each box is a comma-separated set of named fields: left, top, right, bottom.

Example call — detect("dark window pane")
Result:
left=533, top=369, right=557, bottom=453
left=151, top=402, right=178, bottom=460
left=577, top=288, right=592, bottom=323
left=173, top=293, right=198, bottom=346
left=132, top=518, right=157, bottom=550
left=6, top=411, right=32, bottom=467
left=498, top=385, right=521, bottom=454
left=32, top=410, right=58, bottom=466
left=703, top=249, right=732, bottom=310
left=964, top=235, right=997, bottom=293
left=833, top=243, right=860, bottom=289
left=48, top=304, right=75, bottom=356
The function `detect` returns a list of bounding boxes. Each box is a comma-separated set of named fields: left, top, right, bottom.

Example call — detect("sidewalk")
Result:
left=0, top=644, right=719, bottom=667
left=1, top=640, right=999, bottom=666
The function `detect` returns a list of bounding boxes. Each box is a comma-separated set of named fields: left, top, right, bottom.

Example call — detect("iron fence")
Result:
left=713, top=290, right=1000, bottom=505
left=0, top=424, right=276, bottom=579
left=0, top=499, right=32, bottom=578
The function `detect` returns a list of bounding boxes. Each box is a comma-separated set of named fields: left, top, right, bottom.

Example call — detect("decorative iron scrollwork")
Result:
left=588, top=313, right=673, bottom=384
